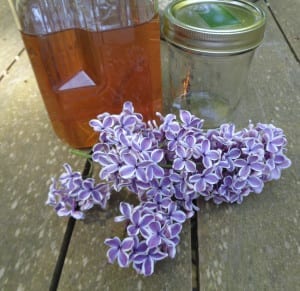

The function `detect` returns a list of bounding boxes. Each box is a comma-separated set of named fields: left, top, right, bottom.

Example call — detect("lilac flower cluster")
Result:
left=46, top=163, right=110, bottom=219
left=90, top=102, right=291, bottom=205
left=89, top=102, right=291, bottom=275
left=47, top=101, right=291, bottom=276
left=105, top=200, right=184, bottom=276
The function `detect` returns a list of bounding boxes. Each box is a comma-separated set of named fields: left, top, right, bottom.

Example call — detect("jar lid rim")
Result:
left=163, top=0, right=266, bottom=54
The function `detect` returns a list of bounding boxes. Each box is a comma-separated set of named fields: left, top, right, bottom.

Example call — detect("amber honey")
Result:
left=22, top=17, right=162, bottom=148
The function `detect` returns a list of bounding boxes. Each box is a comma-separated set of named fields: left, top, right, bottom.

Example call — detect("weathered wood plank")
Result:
left=58, top=189, right=193, bottom=291
left=197, top=6, right=300, bottom=291
left=0, top=1, right=24, bottom=76
left=268, top=0, right=300, bottom=61
left=0, top=52, right=84, bottom=290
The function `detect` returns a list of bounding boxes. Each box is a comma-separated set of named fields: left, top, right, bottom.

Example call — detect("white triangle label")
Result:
left=59, top=70, right=96, bottom=91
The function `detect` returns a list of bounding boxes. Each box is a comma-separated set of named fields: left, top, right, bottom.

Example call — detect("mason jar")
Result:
left=162, top=0, right=266, bottom=128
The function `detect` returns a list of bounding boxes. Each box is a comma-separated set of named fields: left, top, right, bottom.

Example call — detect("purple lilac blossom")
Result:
left=89, top=102, right=290, bottom=275
left=47, top=101, right=291, bottom=276
left=132, top=241, right=168, bottom=276
left=104, top=237, right=134, bottom=268
left=127, top=209, right=154, bottom=237
left=105, top=197, right=185, bottom=276
left=46, top=163, right=110, bottom=219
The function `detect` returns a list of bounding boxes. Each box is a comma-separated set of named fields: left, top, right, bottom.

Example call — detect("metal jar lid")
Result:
left=162, top=0, right=266, bottom=54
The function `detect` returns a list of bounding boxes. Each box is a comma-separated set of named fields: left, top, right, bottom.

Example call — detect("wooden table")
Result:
left=0, top=1, right=299, bottom=290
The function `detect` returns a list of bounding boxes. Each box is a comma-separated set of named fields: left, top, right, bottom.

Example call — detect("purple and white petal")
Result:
left=239, top=166, right=251, bottom=178
left=151, top=250, right=168, bottom=261
left=118, top=251, right=129, bottom=268
left=172, top=210, right=186, bottom=223
left=123, top=115, right=137, bottom=128
left=141, top=137, right=152, bottom=151
left=151, top=149, right=164, bottom=163
left=104, top=237, right=121, bottom=248
left=122, top=153, right=137, bottom=166
left=179, top=110, right=192, bottom=125
left=169, top=223, right=182, bottom=237
left=248, top=176, right=263, bottom=192
left=201, top=139, right=210, bottom=153
left=194, top=179, right=206, bottom=193
left=205, top=174, right=219, bottom=185
left=151, top=165, right=165, bottom=178
left=119, top=133, right=131, bottom=147
left=57, top=208, right=71, bottom=217
left=119, top=165, right=135, bottom=179
left=143, top=257, right=154, bottom=276
left=121, top=237, right=135, bottom=251
left=107, top=248, right=119, bottom=263
left=127, top=225, right=139, bottom=236
left=136, top=168, right=147, bottom=182
left=173, top=158, right=184, bottom=171
left=140, top=214, right=154, bottom=227
left=100, top=164, right=119, bottom=179
left=207, top=150, right=220, bottom=160
left=78, top=190, right=90, bottom=200
left=203, top=156, right=212, bottom=169
left=234, top=159, right=247, bottom=167
left=251, top=162, right=264, bottom=172
left=120, top=202, right=133, bottom=218
left=147, top=235, right=161, bottom=248
left=228, top=148, right=241, bottom=159
left=131, top=209, right=141, bottom=225
left=103, top=116, right=114, bottom=128
left=148, top=221, right=161, bottom=233
left=185, top=160, right=196, bottom=172
left=71, top=210, right=85, bottom=220
left=133, top=254, right=148, bottom=264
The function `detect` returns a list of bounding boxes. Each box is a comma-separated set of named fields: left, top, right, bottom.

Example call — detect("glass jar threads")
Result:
left=162, top=0, right=266, bottom=128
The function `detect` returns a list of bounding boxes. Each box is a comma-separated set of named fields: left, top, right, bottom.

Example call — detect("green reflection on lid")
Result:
left=173, top=1, right=258, bottom=31
left=197, top=4, right=240, bottom=28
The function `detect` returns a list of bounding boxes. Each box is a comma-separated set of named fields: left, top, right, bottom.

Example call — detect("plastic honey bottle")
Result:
left=9, top=0, right=162, bottom=148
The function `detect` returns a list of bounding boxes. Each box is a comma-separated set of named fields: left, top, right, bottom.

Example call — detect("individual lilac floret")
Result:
left=165, top=202, right=186, bottom=223
left=263, top=126, right=286, bottom=153
left=173, top=145, right=196, bottom=172
left=132, top=242, right=168, bottom=276
left=189, top=169, right=219, bottom=194
left=59, top=163, right=82, bottom=190
left=241, top=138, right=264, bottom=157
left=145, top=221, right=169, bottom=248
left=127, top=209, right=154, bottom=237
left=46, top=177, right=84, bottom=219
left=114, top=202, right=133, bottom=223
left=234, top=155, right=265, bottom=178
left=78, top=178, right=110, bottom=207
left=179, top=109, right=204, bottom=129
left=195, top=139, right=220, bottom=168
left=104, top=237, right=135, bottom=268
left=147, top=177, right=172, bottom=198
